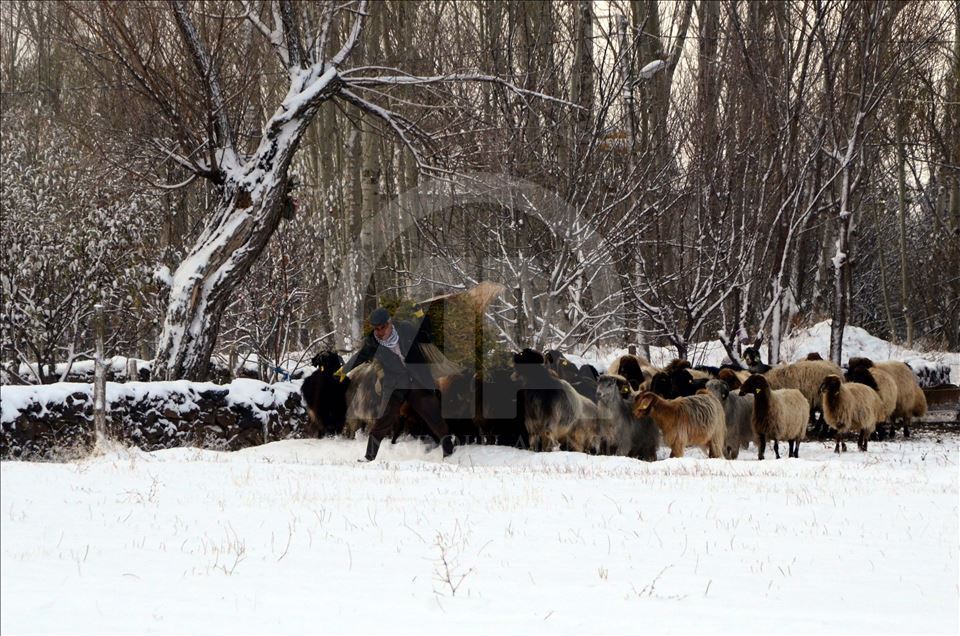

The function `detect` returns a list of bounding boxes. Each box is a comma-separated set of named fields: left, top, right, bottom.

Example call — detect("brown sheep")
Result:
left=849, top=358, right=926, bottom=438
left=844, top=363, right=899, bottom=433
left=739, top=374, right=808, bottom=460
left=632, top=392, right=726, bottom=459
left=818, top=375, right=885, bottom=453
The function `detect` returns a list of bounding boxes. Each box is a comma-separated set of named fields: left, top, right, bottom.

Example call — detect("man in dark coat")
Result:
left=340, top=307, right=454, bottom=462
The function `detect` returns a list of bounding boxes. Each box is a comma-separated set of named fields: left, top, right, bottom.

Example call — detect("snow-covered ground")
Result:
left=2, top=434, right=957, bottom=634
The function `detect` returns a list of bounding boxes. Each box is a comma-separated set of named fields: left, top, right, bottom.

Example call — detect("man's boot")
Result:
left=364, top=435, right=382, bottom=462
left=441, top=435, right=455, bottom=458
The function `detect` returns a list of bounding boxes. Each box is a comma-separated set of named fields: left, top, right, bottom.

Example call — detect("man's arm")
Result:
left=341, top=336, right=376, bottom=375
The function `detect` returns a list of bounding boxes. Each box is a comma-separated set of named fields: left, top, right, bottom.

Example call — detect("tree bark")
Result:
left=152, top=70, right=340, bottom=380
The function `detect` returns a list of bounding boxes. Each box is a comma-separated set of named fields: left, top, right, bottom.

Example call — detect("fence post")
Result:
left=93, top=304, right=107, bottom=445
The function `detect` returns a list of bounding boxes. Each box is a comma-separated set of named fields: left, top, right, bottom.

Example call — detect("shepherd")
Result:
left=339, top=307, right=454, bottom=462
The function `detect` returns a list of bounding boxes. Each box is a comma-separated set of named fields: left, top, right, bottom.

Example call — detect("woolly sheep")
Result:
left=849, top=358, right=926, bottom=438
left=739, top=374, right=807, bottom=460
left=818, top=375, right=885, bottom=453
left=844, top=363, right=899, bottom=433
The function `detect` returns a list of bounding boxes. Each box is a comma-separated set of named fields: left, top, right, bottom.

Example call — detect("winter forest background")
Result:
left=1, top=0, right=957, bottom=384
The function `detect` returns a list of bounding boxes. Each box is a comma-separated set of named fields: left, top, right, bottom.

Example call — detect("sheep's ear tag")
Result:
left=414, top=308, right=424, bottom=318
left=320, top=366, right=325, bottom=372
left=621, top=387, right=630, bottom=394
left=561, top=360, right=568, bottom=366
left=755, top=388, right=761, bottom=394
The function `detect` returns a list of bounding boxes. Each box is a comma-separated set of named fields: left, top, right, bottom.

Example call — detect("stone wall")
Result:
left=0, top=380, right=315, bottom=460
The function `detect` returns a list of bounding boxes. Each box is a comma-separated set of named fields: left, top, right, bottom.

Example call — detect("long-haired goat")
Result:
left=513, top=349, right=598, bottom=452
left=342, top=361, right=384, bottom=438
left=739, top=374, right=807, bottom=460
left=849, top=358, right=926, bottom=438
left=699, top=379, right=755, bottom=459
left=818, top=375, right=884, bottom=453
left=596, top=374, right=660, bottom=461
left=632, top=392, right=725, bottom=459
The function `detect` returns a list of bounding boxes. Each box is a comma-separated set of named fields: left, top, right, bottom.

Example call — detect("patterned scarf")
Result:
left=375, top=324, right=404, bottom=362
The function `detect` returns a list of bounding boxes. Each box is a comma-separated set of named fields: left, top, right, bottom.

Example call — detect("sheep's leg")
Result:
left=834, top=435, right=841, bottom=454
left=793, top=441, right=800, bottom=458
left=669, top=440, right=684, bottom=458
left=838, top=431, right=848, bottom=452
left=757, top=434, right=766, bottom=461
left=773, top=440, right=781, bottom=459
left=858, top=430, right=868, bottom=451
left=903, top=418, right=911, bottom=438
left=708, top=438, right=722, bottom=459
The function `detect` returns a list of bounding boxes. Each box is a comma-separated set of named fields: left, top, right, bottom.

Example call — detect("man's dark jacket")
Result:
left=341, top=320, right=436, bottom=410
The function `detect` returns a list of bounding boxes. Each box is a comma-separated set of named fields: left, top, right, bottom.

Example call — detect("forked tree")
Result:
left=74, top=0, right=570, bottom=380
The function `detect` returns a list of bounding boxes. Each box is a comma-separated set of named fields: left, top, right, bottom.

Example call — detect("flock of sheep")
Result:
left=301, top=347, right=929, bottom=461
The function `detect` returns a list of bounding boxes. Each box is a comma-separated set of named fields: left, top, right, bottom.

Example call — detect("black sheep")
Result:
left=742, top=347, right=772, bottom=374
left=300, top=351, right=349, bottom=436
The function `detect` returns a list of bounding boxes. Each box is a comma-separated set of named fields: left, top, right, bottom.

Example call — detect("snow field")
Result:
left=2, top=433, right=957, bottom=634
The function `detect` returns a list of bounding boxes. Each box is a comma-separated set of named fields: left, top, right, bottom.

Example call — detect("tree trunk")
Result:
left=829, top=126, right=863, bottom=365
left=153, top=73, right=338, bottom=380
left=895, top=97, right=914, bottom=347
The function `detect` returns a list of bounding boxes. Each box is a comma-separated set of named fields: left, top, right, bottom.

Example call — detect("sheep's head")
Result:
left=615, top=355, right=645, bottom=390
left=845, top=365, right=879, bottom=391
left=703, top=379, right=730, bottom=402
left=847, top=356, right=874, bottom=370
left=650, top=372, right=673, bottom=398
left=311, top=350, right=344, bottom=375
left=597, top=374, right=634, bottom=404
left=632, top=392, right=656, bottom=418
left=717, top=368, right=742, bottom=390
left=544, top=349, right=578, bottom=382
left=669, top=369, right=695, bottom=397
left=512, top=348, right=550, bottom=385
left=739, top=373, right=769, bottom=397
left=819, top=374, right=843, bottom=396
left=663, top=358, right=692, bottom=375
left=743, top=347, right=763, bottom=367
left=513, top=348, right=545, bottom=366
left=806, top=352, right=824, bottom=361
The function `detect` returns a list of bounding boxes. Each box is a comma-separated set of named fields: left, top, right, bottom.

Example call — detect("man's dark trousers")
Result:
left=365, top=389, right=452, bottom=460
